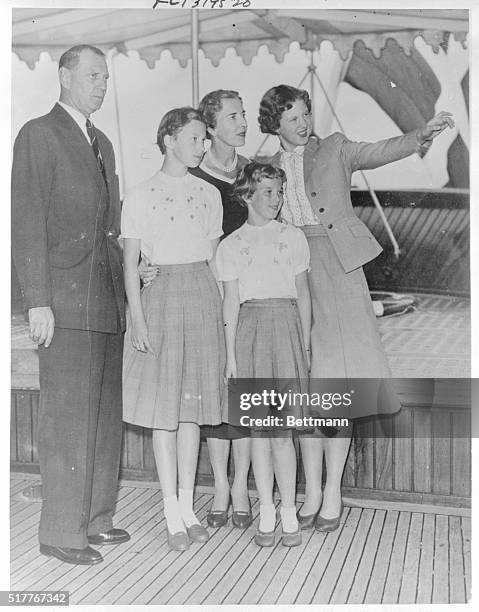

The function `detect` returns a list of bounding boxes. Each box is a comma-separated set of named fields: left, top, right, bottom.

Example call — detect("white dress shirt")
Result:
left=58, top=101, right=90, bottom=142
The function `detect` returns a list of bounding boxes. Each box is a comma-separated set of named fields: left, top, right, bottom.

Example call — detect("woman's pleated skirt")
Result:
left=302, top=225, right=400, bottom=418
left=122, top=261, right=226, bottom=430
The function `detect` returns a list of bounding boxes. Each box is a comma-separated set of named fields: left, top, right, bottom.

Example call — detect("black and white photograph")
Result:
left=4, top=0, right=476, bottom=608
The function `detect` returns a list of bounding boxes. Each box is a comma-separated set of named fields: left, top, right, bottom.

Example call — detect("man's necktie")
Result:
left=86, top=119, right=106, bottom=184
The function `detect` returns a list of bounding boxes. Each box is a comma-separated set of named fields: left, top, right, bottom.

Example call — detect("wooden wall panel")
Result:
left=432, top=412, right=452, bottom=496
left=10, top=389, right=471, bottom=506
left=10, top=393, right=17, bottom=462
left=393, top=409, right=413, bottom=492
left=412, top=411, right=432, bottom=494
left=451, top=413, right=471, bottom=497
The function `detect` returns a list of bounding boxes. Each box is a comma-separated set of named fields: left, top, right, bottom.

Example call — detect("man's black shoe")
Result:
left=39, top=544, right=103, bottom=565
left=87, top=528, right=130, bottom=545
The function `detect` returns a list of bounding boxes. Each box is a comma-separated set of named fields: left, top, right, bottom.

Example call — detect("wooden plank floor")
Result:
left=10, top=475, right=471, bottom=605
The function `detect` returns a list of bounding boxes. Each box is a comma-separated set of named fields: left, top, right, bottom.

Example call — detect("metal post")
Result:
left=110, top=50, right=126, bottom=197
left=191, top=9, right=200, bottom=107
left=308, top=50, right=317, bottom=135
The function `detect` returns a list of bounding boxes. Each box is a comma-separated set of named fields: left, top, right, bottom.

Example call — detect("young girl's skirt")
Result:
left=123, top=261, right=226, bottom=431
left=302, top=224, right=401, bottom=419
left=234, top=298, right=309, bottom=435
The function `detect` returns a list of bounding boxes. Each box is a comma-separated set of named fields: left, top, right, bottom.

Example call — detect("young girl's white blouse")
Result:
left=121, top=171, right=223, bottom=264
left=216, top=220, right=310, bottom=303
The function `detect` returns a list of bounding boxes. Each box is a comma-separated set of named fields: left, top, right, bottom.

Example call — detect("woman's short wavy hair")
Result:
left=258, top=85, right=311, bottom=135
left=198, top=90, right=243, bottom=139
left=233, top=161, right=286, bottom=207
left=156, top=107, right=204, bottom=154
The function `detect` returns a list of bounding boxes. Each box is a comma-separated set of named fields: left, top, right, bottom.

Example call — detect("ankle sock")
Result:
left=178, top=488, right=200, bottom=528
left=258, top=503, right=276, bottom=532
left=280, top=505, right=299, bottom=533
left=163, top=495, right=186, bottom=534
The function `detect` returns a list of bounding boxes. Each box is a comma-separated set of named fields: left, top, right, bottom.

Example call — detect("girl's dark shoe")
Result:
left=296, top=510, right=319, bottom=530
left=282, top=528, right=302, bottom=547
left=254, top=528, right=275, bottom=547
left=207, top=509, right=229, bottom=528
left=314, top=502, right=344, bottom=533
left=186, top=524, right=209, bottom=543
left=232, top=499, right=253, bottom=529
left=166, top=528, right=190, bottom=551
left=207, top=496, right=230, bottom=528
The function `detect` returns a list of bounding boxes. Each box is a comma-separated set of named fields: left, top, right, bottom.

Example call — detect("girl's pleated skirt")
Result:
left=302, top=225, right=401, bottom=419
left=234, top=298, right=309, bottom=434
left=122, top=261, right=226, bottom=431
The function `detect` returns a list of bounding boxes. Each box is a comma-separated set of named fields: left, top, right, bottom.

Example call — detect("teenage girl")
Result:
left=121, top=107, right=225, bottom=551
left=141, top=91, right=253, bottom=528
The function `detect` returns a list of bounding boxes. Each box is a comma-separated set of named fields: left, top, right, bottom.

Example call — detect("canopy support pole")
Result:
left=191, top=10, right=200, bottom=106
left=308, top=51, right=316, bottom=135
left=110, top=50, right=126, bottom=198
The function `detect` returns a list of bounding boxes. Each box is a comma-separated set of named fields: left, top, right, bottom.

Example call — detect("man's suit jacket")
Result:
left=12, top=103, right=125, bottom=333
left=271, top=131, right=420, bottom=273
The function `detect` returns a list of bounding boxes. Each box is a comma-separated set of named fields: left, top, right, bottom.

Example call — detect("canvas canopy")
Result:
left=13, top=8, right=468, bottom=69
left=11, top=7, right=470, bottom=252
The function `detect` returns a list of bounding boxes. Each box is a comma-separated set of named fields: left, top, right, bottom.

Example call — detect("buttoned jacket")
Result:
left=12, top=103, right=125, bottom=333
left=271, top=131, right=419, bottom=273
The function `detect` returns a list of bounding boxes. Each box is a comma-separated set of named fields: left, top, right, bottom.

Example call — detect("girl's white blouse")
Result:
left=121, top=170, right=223, bottom=264
left=216, top=220, right=310, bottom=303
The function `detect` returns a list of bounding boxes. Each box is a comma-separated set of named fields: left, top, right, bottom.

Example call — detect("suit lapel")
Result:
left=51, top=104, right=107, bottom=198
left=303, top=137, right=321, bottom=185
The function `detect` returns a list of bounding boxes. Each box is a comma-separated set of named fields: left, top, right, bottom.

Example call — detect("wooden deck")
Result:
left=10, top=474, right=471, bottom=605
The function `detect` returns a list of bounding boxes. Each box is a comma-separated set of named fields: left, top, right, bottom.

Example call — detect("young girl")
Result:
left=216, top=162, right=311, bottom=547
left=121, top=107, right=225, bottom=552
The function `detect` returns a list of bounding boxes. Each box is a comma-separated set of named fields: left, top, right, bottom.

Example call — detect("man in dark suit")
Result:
left=12, top=45, right=129, bottom=565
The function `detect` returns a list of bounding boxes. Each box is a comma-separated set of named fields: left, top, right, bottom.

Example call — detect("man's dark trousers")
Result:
left=37, top=328, right=123, bottom=549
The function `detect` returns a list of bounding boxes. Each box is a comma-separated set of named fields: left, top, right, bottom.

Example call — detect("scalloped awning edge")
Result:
left=13, top=30, right=468, bottom=70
